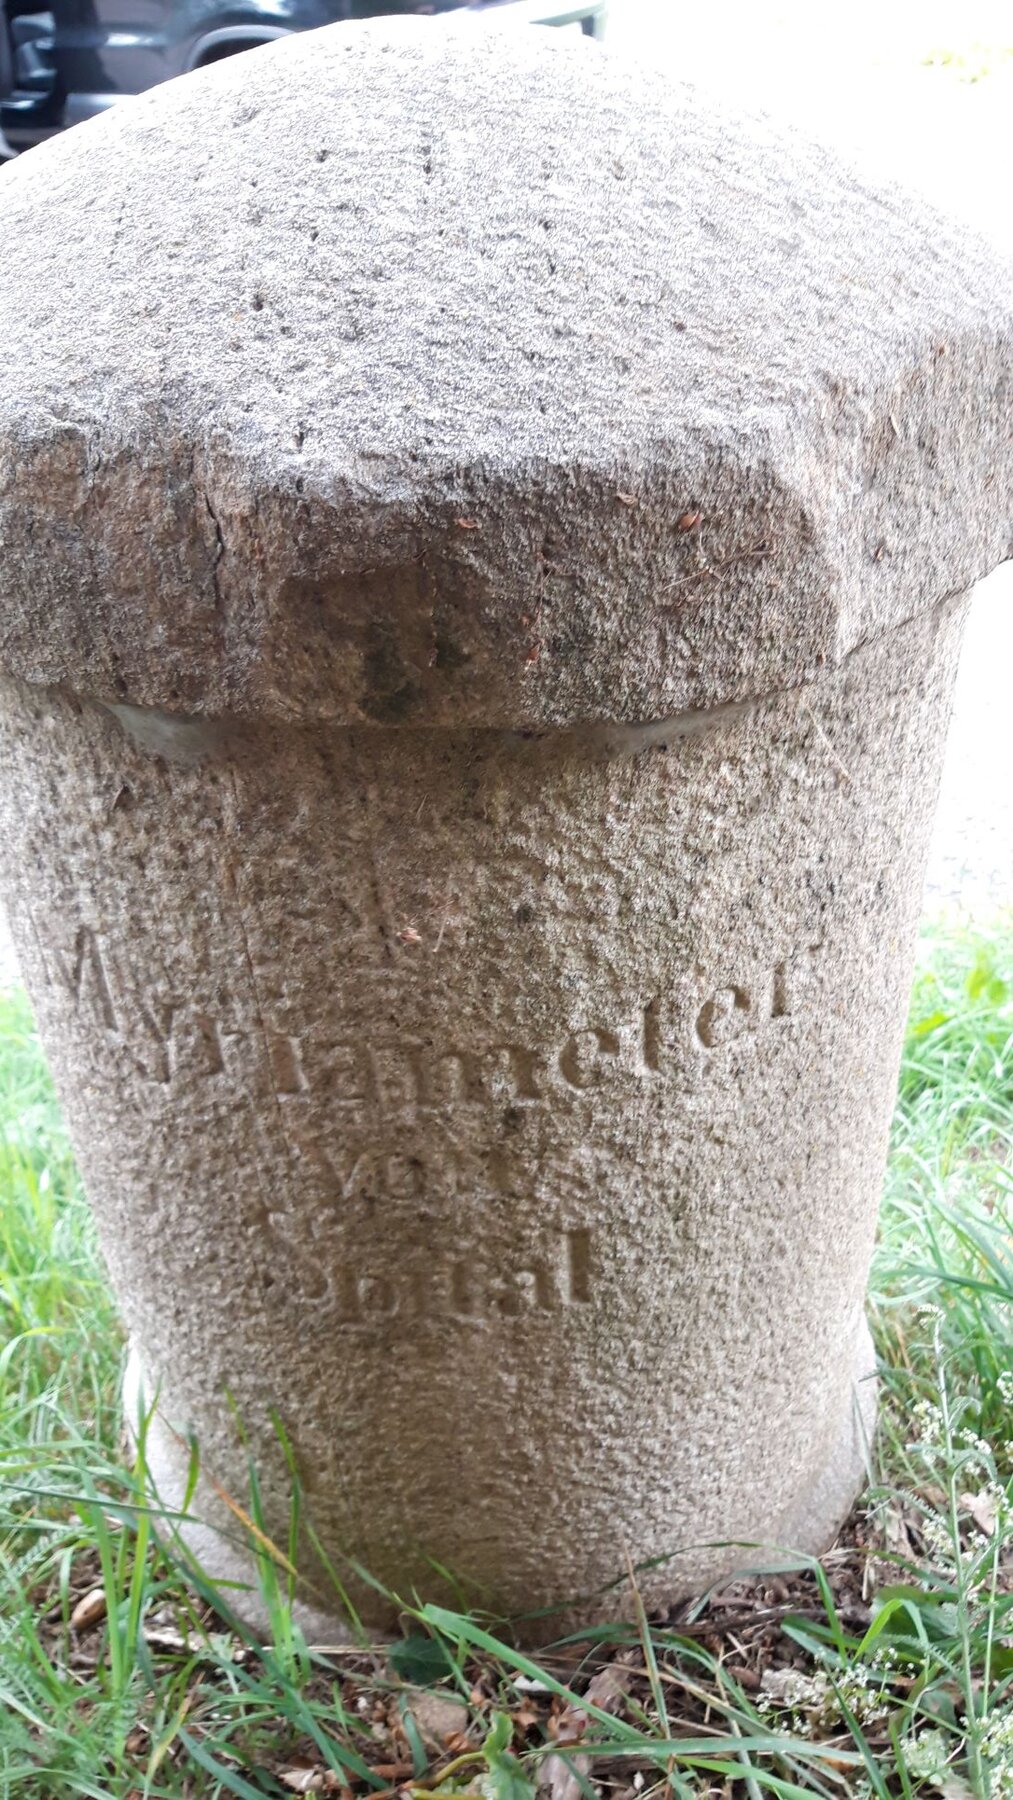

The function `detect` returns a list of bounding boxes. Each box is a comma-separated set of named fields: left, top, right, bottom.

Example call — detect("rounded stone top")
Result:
left=0, top=21, right=1009, bottom=727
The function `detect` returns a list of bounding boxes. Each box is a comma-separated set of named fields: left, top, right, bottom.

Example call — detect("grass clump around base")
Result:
left=1, top=920, right=1011, bottom=1798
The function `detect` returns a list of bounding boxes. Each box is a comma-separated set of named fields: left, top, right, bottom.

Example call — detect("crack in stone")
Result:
left=202, top=490, right=226, bottom=609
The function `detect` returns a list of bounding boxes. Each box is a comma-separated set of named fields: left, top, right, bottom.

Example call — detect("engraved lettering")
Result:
left=696, top=986, right=752, bottom=1049
left=29, top=906, right=823, bottom=1100
left=566, top=1225, right=593, bottom=1303
left=695, top=948, right=822, bottom=1051
left=407, top=1266, right=432, bottom=1318
left=451, top=1259, right=475, bottom=1315
left=269, top=1033, right=307, bottom=1095
left=371, top=1041, right=430, bottom=1110
left=38, top=920, right=233, bottom=1085
left=384, top=1153, right=426, bottom=1200
left=47, top=925, right=117, bottom=1032
left=292, top=1137, right=429, bottom=1203
left=559, top=1027, right=621, bottom=1090
left=770, top=945, right=822, bottom=1019
left=323, top=1041, right=364, bottom=1099
left=131, top=1001, right=226, bottom=1084
left=324, top=1226, right=595, bottom=1327
left=423, top=1048, right=484, bottom=1107
left=336, top=1262, right=364, bottom=1322
left=485, top=1147, right=517, bottom=1194
left=488, top=1043, right=543, bottom=1103
left=131, top=998, right=174, bottom=1082
left=642, top=997, right=662, bottom=1073
left=318, top=1037, right=545, bottom=1112
left=263, top=1213, right=330, bottom=1301
left=359, top=1272, right=396, bottom=1315
left=195, top=1013, right=227, bottom=1078
left=495, top=1256, right=557, bottom=1316
left=771, top=959, right=791, bottom=1019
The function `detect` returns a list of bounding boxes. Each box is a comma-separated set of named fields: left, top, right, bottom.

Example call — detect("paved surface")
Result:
left=0, top=3, right=1008, bottom=987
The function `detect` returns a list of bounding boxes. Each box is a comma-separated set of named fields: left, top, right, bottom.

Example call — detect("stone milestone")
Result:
left=0, top=19, right=1009, bottom=1639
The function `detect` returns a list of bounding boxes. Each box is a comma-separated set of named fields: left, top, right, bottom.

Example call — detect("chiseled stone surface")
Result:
left=0, top=596, right=964, bottom=1633
left=0, top=21, right=1009, bottom=1638
left=0, top=21, right=1009, bottom=728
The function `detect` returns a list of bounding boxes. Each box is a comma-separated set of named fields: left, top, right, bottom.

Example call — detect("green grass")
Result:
left=1, top=923, right=1011, bottom=1798
left=922, top=42, right=1013, bottom=84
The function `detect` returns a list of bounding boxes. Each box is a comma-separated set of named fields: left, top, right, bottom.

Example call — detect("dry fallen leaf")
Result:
left=143, top=1626, right=193, bottom=1653
left=406, top=1688, right=470, bottom=1746
left=940, top=1777, right=976, bottom=1800
left=960, top=1489, right=998, bottom=1538
left=279, top=1771, right=326, bottom=1795
left=883, top=1498, right=918, bottom=1561
left=141, top=1623, right=247, bottom=1665
left=538, top=1663, right=633, bottom=1800
left=760, top=1669, right=813, bottom=1705
left=71, top=1587, right=107, bottom=1632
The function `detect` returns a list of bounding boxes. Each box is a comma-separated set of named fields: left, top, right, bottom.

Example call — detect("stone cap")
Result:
left=0, top=20, right=1009, bottom=728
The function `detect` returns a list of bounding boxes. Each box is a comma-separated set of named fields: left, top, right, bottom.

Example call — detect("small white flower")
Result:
left=903, top=1726, right=952, bottom=1785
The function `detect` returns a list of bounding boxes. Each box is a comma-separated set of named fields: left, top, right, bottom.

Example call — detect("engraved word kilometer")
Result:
left=30, top=917, right=821, bottom=1106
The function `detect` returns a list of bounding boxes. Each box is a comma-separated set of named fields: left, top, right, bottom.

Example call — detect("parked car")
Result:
left=1, top=0, right=607, bottom=154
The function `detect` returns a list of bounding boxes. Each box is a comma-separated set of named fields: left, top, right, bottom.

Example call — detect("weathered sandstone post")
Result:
left=0, top=21, right=1009, bottom=1639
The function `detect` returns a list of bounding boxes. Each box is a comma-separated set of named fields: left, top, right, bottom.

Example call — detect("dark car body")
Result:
left=1, top=0, right=606, bottom=152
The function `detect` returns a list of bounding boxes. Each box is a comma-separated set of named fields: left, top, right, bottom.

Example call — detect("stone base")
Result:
left=124, top=1327, right=877, bottom=1646
left=772, top=1315, right=878, bottom=1568
left=123, top=1347, right=356, bottom=1646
